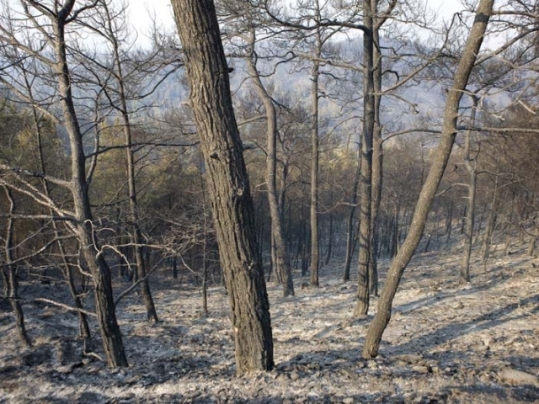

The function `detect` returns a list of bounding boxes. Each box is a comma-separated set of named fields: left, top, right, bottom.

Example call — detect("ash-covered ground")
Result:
left=1, top=244, right=539, bottom=403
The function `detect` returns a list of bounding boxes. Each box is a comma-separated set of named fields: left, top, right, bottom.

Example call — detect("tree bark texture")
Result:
left=363, top=0, right=494, bottom=358
left=354, top=0, right=375, bottom=317
left=171, top=0, right=274, bottom=375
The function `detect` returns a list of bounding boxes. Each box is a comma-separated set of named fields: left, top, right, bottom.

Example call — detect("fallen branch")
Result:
left=14, top=297, right=97, bottom=317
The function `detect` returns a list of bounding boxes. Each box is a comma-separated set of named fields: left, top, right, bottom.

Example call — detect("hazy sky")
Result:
left=126, top=0, right=466, bottom=47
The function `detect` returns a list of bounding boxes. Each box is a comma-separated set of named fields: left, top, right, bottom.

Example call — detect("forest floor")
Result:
left=1, top=240, right=539, bottom=403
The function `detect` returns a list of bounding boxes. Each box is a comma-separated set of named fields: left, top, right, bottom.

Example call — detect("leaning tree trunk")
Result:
left=363, top=0, right=494, bottom=358
left=171, top=0, right=273, bottom=375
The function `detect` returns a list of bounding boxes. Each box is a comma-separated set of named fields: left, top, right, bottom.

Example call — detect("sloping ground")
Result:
left=1, top=246, right=538, bottom=403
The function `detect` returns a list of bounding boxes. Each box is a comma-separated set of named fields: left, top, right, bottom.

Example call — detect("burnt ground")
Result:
left=1, top=242, right=539, bottom=403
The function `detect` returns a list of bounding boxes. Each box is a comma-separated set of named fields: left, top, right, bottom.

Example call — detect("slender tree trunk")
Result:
left=310, top=57, right=321, bottom=288
left=171, top=0, right=273, bottom=375
left=482, top=171, right=499, bottom=263
left=246, top=29, right=294, bottom=297
left=172, top=256, right=178, bottom=279
left=354, top=0, right=375, bottom=317
left=390, top=201, right=399, bottom=257
left=368, top=1, right=386, bottom=297
left=363, top=0, right=493, bottom=358
left=369, top=122, right=381, bottom=297
left=446, top=200, right=454, bottom=243
left=102, top=6, right=159, bottom=323
left=344, top=149, right=361, bottom=282
left=460, top=97, right=478, bottom=283
left=3, top=186, right=31, bottom=347
left=53, top=7, right=127, bottom=367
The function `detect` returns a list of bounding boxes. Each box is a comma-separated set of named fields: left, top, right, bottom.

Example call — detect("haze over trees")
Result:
left=1, top=0, right=539, bottom=399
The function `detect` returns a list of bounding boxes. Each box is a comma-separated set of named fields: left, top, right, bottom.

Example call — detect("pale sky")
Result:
left=126, top=0, right=466, bottom=47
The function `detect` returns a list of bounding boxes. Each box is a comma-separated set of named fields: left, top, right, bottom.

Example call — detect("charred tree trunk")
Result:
left=101, top=4, right=159, bottom=323
left=171, top=0, right=273, bottom=375
left=3, top=186, right=31, bottom=347
left=343, top=148, right=361, bottom=282
left=310, top=57, right=321, bottom=287
left=354, top=0, right=375, bottom=317
left=460, top=96, right=479, bottom=284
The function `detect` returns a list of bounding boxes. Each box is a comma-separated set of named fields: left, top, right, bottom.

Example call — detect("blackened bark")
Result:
left=171, top=0, right=273, bottom=375
left=310, top=56, right=321, bottom=287
left=354, top=0, right=375, bottom=317
left=460, top=97, right=479, bottom=284
left=3, top=186, right=31, bottom=347
left=343, top=150, right=361, bottom=282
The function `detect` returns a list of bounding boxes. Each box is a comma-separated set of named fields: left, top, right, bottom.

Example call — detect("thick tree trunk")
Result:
left=363, top=0, right=493, bottom=358
left=171, top=0, right=273, bottom=375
